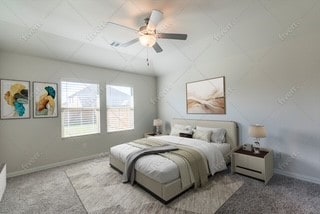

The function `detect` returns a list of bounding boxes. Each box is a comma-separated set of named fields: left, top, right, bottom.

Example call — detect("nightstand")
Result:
left=231, top=147, right=273, bottom=184
left=144, top=132, right=163, bottom=138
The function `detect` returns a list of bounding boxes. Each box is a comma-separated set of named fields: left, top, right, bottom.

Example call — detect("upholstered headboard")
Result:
left=172, top=118, right=239, bottom=152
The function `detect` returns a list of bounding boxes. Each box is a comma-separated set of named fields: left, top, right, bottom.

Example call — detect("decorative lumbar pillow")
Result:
left=196, top=126, right=227, bottom=143
left=192, top=129, right=212, bottom=142
left=170, top=124, right=193, bottom=136
left=179, top=132, right=193, bottom=138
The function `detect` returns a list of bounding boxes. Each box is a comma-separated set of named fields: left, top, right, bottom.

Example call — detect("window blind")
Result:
left=106, top=85, right=134, bottom=132
left=61, top=81, right=100, bottom=138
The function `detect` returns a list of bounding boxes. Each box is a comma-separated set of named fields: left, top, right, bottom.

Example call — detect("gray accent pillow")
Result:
left=196, top=126, right=227, bottom=143
left=192, top=129, right=212, bottom=142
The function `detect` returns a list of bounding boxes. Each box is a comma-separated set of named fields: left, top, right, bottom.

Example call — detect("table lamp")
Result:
left=153, top=119, right=163, bottom=135
left=249, top=124, right=267, bottom=154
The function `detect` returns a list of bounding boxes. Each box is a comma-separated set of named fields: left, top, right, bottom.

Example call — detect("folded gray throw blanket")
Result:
left=122, top=145, right=179, bottom=184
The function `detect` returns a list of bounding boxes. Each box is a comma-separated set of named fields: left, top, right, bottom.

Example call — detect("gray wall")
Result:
left=0, top=51, right=157, bottom=175
left=157, top=31, right=320, bottom=183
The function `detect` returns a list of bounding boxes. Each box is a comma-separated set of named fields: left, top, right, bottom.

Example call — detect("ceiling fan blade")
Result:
left=107, top=22, right=138, bottom=32
left=120, top=38, right=139, bottom=47
left=147, top=10, right=163, bottom=31
left=153, top=42, right=163, bottom=53
left=157, top=33, right=187, bottom=40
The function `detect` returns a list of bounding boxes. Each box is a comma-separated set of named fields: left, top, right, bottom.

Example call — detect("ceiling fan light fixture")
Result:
left=139, top=34, right=156, bottom=47
left=112, top=10, right=187, bottom=53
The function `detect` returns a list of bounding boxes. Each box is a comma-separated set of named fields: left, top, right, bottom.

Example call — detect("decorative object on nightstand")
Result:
left=153, top=119, right=163, bottom=135
left=242, top=143, right=253, bottom=152
left=249, top=124, right=267, bottom=154
left=231, top=147, right=273, bottom=184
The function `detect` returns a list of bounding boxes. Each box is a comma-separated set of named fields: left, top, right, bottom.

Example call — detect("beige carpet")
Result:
left=2, top=157, right=319, bottom=213
left=65, top=157, right=243, bottom=214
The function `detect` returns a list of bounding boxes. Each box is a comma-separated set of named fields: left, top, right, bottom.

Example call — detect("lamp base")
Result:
left=253, top=141, right=260, bottom=154
left=253, top=147, right=260, bottom=154
left=155, top=126, right=161, bottom=135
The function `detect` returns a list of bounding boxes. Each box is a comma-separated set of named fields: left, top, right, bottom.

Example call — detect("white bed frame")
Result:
left=110, top=119, right=239, bottom=203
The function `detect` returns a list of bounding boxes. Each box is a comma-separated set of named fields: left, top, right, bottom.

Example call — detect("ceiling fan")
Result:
left=109, top=10, right=187, bottom=53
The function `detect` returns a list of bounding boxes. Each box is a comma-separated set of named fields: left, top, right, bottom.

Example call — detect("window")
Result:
left=106, top=85, right=134, bottom=132
left=61, top=81, right=100, bottom=138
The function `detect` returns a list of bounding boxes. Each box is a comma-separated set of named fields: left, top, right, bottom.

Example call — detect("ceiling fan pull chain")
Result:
left=146, top=48, right=150, bottom=66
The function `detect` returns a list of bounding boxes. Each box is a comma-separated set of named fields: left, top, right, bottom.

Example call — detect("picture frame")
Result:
left=0, top=79, right=30, bottom=119
left=186, top=76, right=226, bottom=114
left=33, top=81, right=58, bottom=118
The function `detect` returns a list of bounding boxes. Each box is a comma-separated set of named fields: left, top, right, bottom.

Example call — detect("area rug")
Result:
left=65, top=157, right=243, bottom=214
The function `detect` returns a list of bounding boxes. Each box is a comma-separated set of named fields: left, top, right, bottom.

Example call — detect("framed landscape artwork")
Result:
left=0, top=79, right=30, bottom=119
left=33, top=82, right=58, bottom=118
left=186, top=76, right=226, bottom=114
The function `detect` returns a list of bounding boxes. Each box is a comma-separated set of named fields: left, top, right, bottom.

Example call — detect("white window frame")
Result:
left=61, top=81, right=100, bottom=138
left=106, top=85, right=134, bottom=133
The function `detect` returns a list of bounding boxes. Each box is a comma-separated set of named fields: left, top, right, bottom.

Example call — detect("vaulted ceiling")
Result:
left=0, top=0, right=319, bottom=76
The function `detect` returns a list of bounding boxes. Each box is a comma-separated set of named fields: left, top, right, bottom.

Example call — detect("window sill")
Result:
left=107, top=128, right=135, bottom=133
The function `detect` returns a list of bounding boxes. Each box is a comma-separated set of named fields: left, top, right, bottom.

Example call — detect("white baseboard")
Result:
left=274, top=169, right=320, bottom=185
left=7, top=152, right=109, bottom=178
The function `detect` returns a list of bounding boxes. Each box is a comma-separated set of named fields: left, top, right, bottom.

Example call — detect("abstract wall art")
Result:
left=0, top=79, right=30, bottom=119
left=186, top=76, right=226, bottom=114
left=33, top=82, right=58, bottom=118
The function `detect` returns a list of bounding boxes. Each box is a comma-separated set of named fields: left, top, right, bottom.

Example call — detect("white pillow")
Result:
left=170, top=124, right=193, bottom=136
left=196, top=126, right=226, bottom=144
left=192, top=129, right=212, bottom=142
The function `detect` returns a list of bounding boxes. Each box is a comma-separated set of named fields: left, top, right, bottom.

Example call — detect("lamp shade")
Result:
left=153, top=119, right=162, bottom=126
left=139, top=34, right=156, bottom=47
left=249, top=125, right=266, bottom=138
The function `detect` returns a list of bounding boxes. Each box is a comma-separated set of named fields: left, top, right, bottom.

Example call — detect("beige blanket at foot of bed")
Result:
left=131, top=138, right=209, bottom=189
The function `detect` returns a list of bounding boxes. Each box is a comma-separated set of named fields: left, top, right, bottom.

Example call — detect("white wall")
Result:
left=0, top=51, right=157, bottom=175
left=157, top=22, right=320, bottom=183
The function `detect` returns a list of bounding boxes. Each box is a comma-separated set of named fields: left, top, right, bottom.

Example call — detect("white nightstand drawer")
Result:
left=234, top=153, right=264, bottom=172
left=235, top=166, right=264, bottom=180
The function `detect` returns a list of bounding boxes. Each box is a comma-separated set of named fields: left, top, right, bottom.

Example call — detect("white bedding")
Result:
left=110, top=135, right=227, bottom=184
left=212, top=143, right=231, bottom=158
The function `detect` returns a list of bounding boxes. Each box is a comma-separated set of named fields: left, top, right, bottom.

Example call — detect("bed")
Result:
left=109, top=119, right=239, bottom=203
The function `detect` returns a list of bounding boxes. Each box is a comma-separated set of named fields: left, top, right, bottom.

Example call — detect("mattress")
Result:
left=110, top=135, right=228, bottom=184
